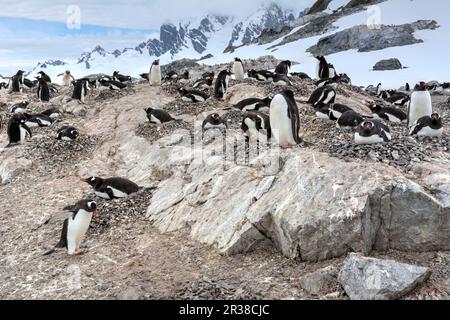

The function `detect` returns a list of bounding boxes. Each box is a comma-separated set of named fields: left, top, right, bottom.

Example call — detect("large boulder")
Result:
left=0, top=149, right=32, bottom=184
left=373, top=58, right=403, bottom=71
left=339, top=254, right=431, bottom=300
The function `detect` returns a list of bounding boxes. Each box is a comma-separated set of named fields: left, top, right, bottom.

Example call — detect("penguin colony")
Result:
left=0, top=54, right=447, bottom=257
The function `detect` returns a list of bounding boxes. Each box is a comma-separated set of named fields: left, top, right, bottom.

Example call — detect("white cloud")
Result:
left=0, top=0, right=313, bottom=29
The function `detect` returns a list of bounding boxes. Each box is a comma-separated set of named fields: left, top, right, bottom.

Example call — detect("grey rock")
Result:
left=299, top=265, right=339, bottom=296
left=373, top=58, right=403, bottom=71
left=339, top=253, right=431, bottom=300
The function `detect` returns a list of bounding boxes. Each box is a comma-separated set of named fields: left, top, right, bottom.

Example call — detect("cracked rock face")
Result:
left=339, top=253, right=431, bottom=300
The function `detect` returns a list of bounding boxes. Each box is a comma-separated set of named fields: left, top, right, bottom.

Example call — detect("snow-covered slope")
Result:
left=27, top=0, right=449, bottom=88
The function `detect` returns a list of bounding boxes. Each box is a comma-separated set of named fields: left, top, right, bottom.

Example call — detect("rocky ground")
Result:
left=0, top=63, right=449, bottom=300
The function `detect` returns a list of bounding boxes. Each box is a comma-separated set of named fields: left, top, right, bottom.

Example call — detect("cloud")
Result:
left=0, top=0, right=313, bottom=29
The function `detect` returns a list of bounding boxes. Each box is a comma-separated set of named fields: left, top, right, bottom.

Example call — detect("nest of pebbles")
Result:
left=161, top=99, right=217, bottom=116
left=136, top=120, right=193, bottom=143
left=176, top=276, right=261, bottom=300
left=87, top=188, right=155, bottom=235
left=93, top=87, right=136, bottom=101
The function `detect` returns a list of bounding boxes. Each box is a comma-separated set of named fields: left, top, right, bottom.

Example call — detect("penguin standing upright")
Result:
left=11, top=70, right=25, bottom=92
left=269, top=90, right=302, bottom=146
left=72, top=79, right=89, bottom=103
left=232, top=58, right=245, bottom=80
left=37, top=71, right=52, bottom=83
left=149, top=59, right=161, bottom=86
left=44, top=200, right=98, bottom=256
left=275, top=60, right=291, bottom=75
left=214, top=70, right=232, bottom=99
left=58, top=71, right=75, bottom=86
left=37, top=78, right=50, bottom=102
left=6, top=113, right=32, bottom=147
left=407, top=82, right=432, bottom=127
left=315, top=56, right=330, bottom=79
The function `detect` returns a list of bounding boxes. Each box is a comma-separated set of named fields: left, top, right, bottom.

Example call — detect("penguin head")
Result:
left=264, top=96, right=273, bottom=105
left=153, top=59, right=160, bottom=66
left=415, top=82, right=427, bottom=91
left=361, top=121, right=375, bottom=134
left=370, top=104, right=383, bottom=112
left=178, top=88, right=187, bottom=95
left=211, top=113, right=220, bottom=121
left=81, top=200, right=98, bottom=217
left=82, top=177, right=103, bottom=188
left=144, top=107, right=153, bottom=114
left=430, top=113, right=442, bottom=124
left=113, top=71, right=119, bottom=76
left=70, top=129, right=79, bottom=139
left=282, top=89, right=295, bottom=100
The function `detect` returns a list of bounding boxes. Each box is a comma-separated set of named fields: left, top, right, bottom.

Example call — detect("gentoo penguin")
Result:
left=144, top=108, right=177, bottom=124
left=409, top=113, right=443, bottom=138
left=82, top=177, right=140, bottom=200
left=214, top=70, right=232, bottom=99
left=23, top=78, right=35, bottom=90
left=387, top=94, right=410, bottom=107
left=336, top=110, right=364, bottom=129
left=247, top=69, right=274, bottom=82
left=202, top=113, right=227, bottom=130
left=316, top=76, right=339, bottom=88
left=307, top=86, right=336, bottom=108
left=202, top=71, right=215, bottom=79
left=407, top=82, right=432, bottom=127
left=328, top=63, right=336, bottom=78
left=10, top=101, right=29, bottom=114
left=24, top=113, right=53, bottom=128
left=72, top=79, right=89, bottom=102
left=113, top=71, right=131, bottom=82
left=43, top=200, right=98, bottom=256
left=230, top=96, right=272, bottom=112
left=365, top=83, right=382, bottom=96
left=275, top=60, right=291, bottom=75
left=269, top=89, right=302, bottom=146
left=179, top=88, right=209, bottom=103
left=370, top=104, right=407, bottom=123
left=316, top=103, right=352, bottom=121
left=405, top=83, right=410, bottom=92
left=315, top=56, right=330, bottom=79
left=11, top=70, right=25, bottom=92
left=6, top=113, right=32, bottom=147
left=272, top=74, right=292, bottom=86
left=57, top=71, right=75, bottom=86
left=193, top=77, right=213, bottom=90
left=0, top=82, right=8, bottom=89
left=149, top=59, right=162, bottom=86
left=104, top=79, right=127, bottom=91
left=354, top=120, right=391, bottom=145
left=36, top=78, right=50, bottom=102
left=290, top=72, right=311, bottom=80
left=37, top=71, right=51, bottom=83
left=241, top=112, right=271, bottom=143
left=41, top=107, right=62, bottom=119
left=232, top=58, right=245, bottom=80
left=56, top=126, right=79, bottom=141
left=140, top=73, right=149, bottom=80
left=181, top=70, right=190, bottom=80
left=164, top=70, right=178, bottom=80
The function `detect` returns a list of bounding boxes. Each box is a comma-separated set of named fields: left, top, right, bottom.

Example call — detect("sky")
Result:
left=0, top=0, right=311, bottom=75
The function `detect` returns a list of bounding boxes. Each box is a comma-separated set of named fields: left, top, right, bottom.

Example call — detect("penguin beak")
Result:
left=93, top=209, right=99, bottom=218
left=80, top=178, right=90, bottom=183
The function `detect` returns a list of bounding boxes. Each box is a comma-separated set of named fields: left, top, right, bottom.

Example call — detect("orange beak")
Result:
left=93, top=210, right=99, bottom=218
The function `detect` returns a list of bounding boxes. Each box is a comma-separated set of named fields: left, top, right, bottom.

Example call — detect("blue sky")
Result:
left=0, top=0, right=306, bottom=75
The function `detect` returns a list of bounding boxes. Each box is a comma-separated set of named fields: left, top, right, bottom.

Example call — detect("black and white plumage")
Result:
left=179, top=88, right=209, bottom=103
left=202, top=71, right=215, bottom=79
left=140, top=73, right=149, bottom=80
left=57, top=70, right=75, bottom=86
left=214, top=70, right=232, bottom=99
left=144, top=108, right=177, bottom=124
left=316, top=73, right=351, bottom=87
left=36, top=78, right=50, bottom=102
left=328, top=63, right=336, bottom=78
left=365, top=83, right=382, bottom=96
left=11, top=70, right=25, bottom=92
left=241, top=112, right=271, bottom=142
left=230, top=97, right=272, bottom=112
left=149, top=59, right=161, bottom=86
left=269, top=89, right=302, bottom=146
left=0, top=82, right=8, bottom=89
left=407, top=82, right=433, bottom=127
left=10, top=101, right=29, bottom=114
left=354, top=120, right=392, bottom=145
left=272, top=74, right=292, bottom=86
left=193, top=77, right=213, bottom=90
left=56, top=126, right=79, bottom=141
left=164, top=70, right=178, bottom=80
left=202, top=113, right=228, bottom=130
left=275, top=60, right=291, bottom=75
left=290, top=72, right=311, bottom=80
left=82, top=177, right=140, bottom=200
left=307, top=86, right=336, bottom=108
left=23, top=78, right=36, bottom=89
left=44, top=200, right=98, bottom=256
left=315, top=56, right=330, bottom=79
left=409, top=113, right=443, bottom=138
left=37, top=71, right=51, bottom=83
left=232, top=58, right=245, bottom=80
left=316, top=103, right=352, bottom=121
left=100, top=79, right=126, bottom=90
left=247, top=69, right=274, bottom=82
left=72, top=79, right=90, bottom=102
left=41, top=107, right=62, bottom=119
left=24, top=113, right=53, bottom=128
left=385, top=92, right=410, bottom=106
left=336, top=111, right=364, bottom=129
left=370, top=104, right=407, bottom=123
left=113, top=71, right=132, bottom=82
left=6, top=113, right=32, bottom=147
